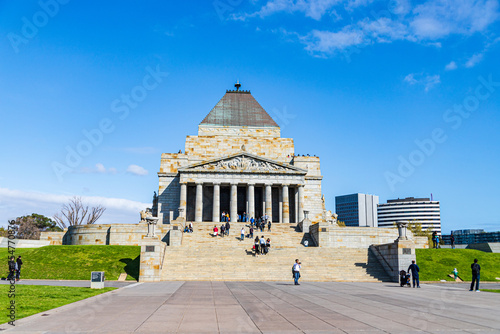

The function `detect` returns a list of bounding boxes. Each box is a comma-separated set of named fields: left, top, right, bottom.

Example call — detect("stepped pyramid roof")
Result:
left=200, top=84, right=278, bottom=128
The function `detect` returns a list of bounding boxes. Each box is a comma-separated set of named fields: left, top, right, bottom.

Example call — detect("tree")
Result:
left=337, top=221, right=346, bottom=227
left=407, top=220, right=432, bottom=245
left=53, top=196, right=106, bottom=229
left=8, top=214, right=62, bottom=240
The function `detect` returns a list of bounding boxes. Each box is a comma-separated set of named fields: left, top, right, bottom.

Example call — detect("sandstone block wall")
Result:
left=158, top=175, right=180, bottom=223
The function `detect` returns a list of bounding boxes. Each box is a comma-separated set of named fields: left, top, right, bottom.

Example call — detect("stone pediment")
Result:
left=178, top=152, right=307, bottom=174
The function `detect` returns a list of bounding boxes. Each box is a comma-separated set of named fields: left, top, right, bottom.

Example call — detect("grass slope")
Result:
left=1, top=285, right=116, bottom=324
left=2, top=246, right=140, bottom=281
left=416, top=249, right=500, bottom=282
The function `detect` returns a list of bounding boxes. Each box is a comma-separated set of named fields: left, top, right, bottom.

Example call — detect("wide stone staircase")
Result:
left=161, top=222, right=390, bottom=282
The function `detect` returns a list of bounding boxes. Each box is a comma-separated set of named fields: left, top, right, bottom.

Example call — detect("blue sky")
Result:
left=0, top=0, right=499, bottom=233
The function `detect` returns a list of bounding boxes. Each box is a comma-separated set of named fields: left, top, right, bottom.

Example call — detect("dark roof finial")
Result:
left=235, top=80, right=241, bottom=91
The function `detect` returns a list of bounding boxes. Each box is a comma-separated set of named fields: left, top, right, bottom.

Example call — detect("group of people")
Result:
left=183, top=222, right=194, bottom=233
left=404, top=258, right=482, bottom=291
left=220, top=212, right=252, bottom=223
left=253, top=235, right=271, bottom=255
left=213, top=221, right=232, bottom=237
left=7, top=256, right=23, bottom=281
left=432, top=231, right=441, bottom=249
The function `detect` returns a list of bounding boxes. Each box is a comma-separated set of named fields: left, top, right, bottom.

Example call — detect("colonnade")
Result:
left=179, top=182, right=305, bottom=223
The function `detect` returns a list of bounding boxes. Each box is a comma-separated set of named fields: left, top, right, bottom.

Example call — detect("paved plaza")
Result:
left=1, top=281, right=499, bottom=333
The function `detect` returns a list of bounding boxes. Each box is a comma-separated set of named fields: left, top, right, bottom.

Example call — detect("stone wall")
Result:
left=185, top=136, right=294, bottom=164
left=0, top=237, right=50, bottom=248
left=309, top=225, right=428, bottom=249
left=158, top=174, right=181, bottom=224
left=39, top=231, right=67, bottom=245
left=370, top=239, right=417, bottom=282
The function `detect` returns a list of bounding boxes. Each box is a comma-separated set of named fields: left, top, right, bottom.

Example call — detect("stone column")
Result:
left=179, top=182, right=187, bottom=218
left=248, top=183, right=255, bottom=220
left=195, top=182, right=203, bottom=222
left=265, top=184, right=272, bottom=222
left=212, top=183, right=220, bottom=223
left=282, top=184, right=289, bottom=224
left=298, top=184, right=305, bottom=222
left=230, top=183, right=238, bottom=223
left=279, top=186, right=283, bottom=224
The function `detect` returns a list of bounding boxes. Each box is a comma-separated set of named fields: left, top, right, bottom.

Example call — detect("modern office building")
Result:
left=442, top=229, right=500, bottom=245
left=377, top=197, right=441, bottom=233
left=335, top=193, right=379, bottom=227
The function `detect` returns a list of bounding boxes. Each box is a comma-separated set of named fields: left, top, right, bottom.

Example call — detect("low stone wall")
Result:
left=309, top=224, right=429, bottom=249
left=466, top=242, right=500, bottom=253
left=39, top=224, right=177, bottom=246
left=39, top=231, right=67, bottom=245
left=0, top=237, right=50, bottom=248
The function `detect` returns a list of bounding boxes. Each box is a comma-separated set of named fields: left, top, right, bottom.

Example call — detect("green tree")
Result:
left=407, top=220, right=432, bottom=245
left=337, top=221, right=346, bottom=227
left=12, top=214, right=62, bottom=240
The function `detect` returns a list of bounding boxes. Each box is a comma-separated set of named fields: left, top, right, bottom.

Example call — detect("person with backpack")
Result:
left=470, top=259, right=481, bottom=292
left=7, top=256, right=16, bottom=281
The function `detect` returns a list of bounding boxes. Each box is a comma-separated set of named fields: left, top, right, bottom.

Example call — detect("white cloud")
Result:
left=404, top=73, right=441, bottom=92
left=78, top=163, right=117, bottom=174
left=465, top=53, right=484, bottom=67
left=234, top=0, right=500, bottom=57
left=304, top=28, right=364, bottom=53
left=126, top=164, right=149, bottom=176
left=233, top=0, right=342, bottom=21
left=445, top=61, right=458, bottom=70
left=0, top=188, right=150, bottom=227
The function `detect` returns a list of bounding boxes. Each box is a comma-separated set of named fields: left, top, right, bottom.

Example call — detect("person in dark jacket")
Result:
left=470, top=259, right=481, bottom=292
left=408, top=260, right=420, bottom=288
left=7, top=257, right=16, bottom=281
left=15, top=256, right=23, bottom=281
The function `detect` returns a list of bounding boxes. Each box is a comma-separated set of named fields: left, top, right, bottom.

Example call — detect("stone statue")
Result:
left=140, top=208, right=153, bottom=223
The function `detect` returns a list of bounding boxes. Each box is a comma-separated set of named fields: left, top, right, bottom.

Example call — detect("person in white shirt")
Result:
left=292, top=259, right=301, bottom=285
left=240, top=227, right=245, bottom=241
left=259, top=236, right=266, bottom=254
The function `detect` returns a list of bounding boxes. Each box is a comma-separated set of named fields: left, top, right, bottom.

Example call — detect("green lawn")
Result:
left=2, top=246, right=140, bottom=281
left=482, top=289, right=500, bottom=293
left=416, top=248, right=500, bottom=282
left=0, top=285, right=116, bottom=325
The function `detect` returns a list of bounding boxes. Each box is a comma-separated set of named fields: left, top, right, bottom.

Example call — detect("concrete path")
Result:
left=0, top=279, right=134, bottom=288
left=1, top=281, right=499, bottom=333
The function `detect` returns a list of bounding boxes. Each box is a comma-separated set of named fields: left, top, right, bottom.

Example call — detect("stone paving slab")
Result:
left=1, top=281, right=499, bottom=333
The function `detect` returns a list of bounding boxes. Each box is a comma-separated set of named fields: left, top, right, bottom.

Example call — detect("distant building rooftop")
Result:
left=386, top=197, right=431, bottom=203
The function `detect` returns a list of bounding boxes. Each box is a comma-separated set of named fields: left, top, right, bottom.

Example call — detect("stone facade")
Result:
left=155, top=88, right=324, bottom=224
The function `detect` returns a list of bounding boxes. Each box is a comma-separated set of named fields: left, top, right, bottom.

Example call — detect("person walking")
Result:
left=249, top=226, right=254, bottom=239
left=292, top=259, right=301, bottom=285
left=268, top=221, right=271, bottom=232
left=15, top=256, right=23, bottom=281
left=240, top=227, right=245, bottom=241
left=470, top=259, right=481, bottom=292
left=450, top=233, right=455, bottom=249
left=220, top=224, right=225, bottom=237
left=408, top=260, right=420, bottom=288
left=7, top=256, right=16, bottom=281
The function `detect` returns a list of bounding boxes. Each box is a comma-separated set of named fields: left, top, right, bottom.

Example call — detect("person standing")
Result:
left=292, top=259, right=301, bottom=285
left=470, top=259, right=481, bottom=292
left=250, top=216, right=255, bottom=227
left=432, top=231, right=437, bottom=248
left=225, top=221, right=230, bottom=236
left=450, top=233, right=455, bottom=249
left=254, top=236, right=260, bottom=256
left=7, top=257, right=16, bottom=281
left=220, top=224, right=225, bottom=237
left=15, top=256, right=23, bottom=281
left=240, top=227, right=245, bottom=241
left=259, top=236, right=266, bottom=254
left=268, top=221, right=271, bottom=232
left=408, top=260, right=420, bottom=288
left=249, top=226, right=254, bottom=239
